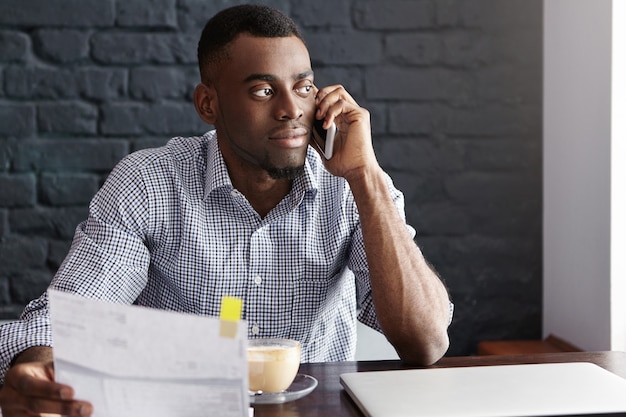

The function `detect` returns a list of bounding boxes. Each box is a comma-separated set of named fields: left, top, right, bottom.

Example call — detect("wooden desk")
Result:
left=252, top=351, right=626, bottom=417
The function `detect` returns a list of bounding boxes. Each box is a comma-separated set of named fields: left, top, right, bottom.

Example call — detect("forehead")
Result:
left=219, top=34, right=312, bottom=82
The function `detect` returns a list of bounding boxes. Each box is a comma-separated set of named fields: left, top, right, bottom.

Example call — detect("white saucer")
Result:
left=249, top=374, right=318, bottom=405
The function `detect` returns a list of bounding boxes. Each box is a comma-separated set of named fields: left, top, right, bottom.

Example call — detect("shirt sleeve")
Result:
left=0, top=295, right=53, bottom=385
left=0, top=154, right=153, bottom=383
left=50, top=153, right=152, bottom=299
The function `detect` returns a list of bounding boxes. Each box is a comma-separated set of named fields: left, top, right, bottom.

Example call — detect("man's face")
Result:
left=211, top=34, right=316, bottom=179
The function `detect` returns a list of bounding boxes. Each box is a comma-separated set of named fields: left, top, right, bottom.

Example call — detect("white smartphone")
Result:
left=311, top=117, right=337, bottom=159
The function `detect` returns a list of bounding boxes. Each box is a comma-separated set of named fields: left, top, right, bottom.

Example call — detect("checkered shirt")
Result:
left=0, top=130, right=417, bottom=383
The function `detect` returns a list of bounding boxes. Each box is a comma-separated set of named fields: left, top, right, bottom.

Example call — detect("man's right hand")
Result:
left=0, top=347, right=93, bottom=417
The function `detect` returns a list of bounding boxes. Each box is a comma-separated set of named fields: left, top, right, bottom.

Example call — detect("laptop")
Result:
left=340, top=362, right=626, bottom=417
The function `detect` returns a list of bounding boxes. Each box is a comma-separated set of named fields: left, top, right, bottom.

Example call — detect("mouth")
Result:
left=269, top=127, right=309, bottom=140
left=269, top=127, right=309, bottom=148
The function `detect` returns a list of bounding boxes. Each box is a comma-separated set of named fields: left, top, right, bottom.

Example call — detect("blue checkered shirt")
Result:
left=0, top=131, right=417, bottom=382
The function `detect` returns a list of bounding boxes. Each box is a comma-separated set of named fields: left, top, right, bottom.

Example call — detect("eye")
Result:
left=295, top=84, right=314, bottom=97
left=252, top=88, right=274, bottom=97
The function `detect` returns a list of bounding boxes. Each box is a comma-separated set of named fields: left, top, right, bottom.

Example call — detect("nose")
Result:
left=275, top=93, right=304, bottom=121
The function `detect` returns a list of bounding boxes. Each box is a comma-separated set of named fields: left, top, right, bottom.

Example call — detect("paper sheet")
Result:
left=49, top=290, right=249, bottom=417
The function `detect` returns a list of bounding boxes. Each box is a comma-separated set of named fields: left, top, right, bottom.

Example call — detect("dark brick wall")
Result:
left=0, top=0, right=542, bottom=356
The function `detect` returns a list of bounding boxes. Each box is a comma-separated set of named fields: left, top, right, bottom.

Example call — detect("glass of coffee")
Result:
left=247, top=338, right=301, bottom=393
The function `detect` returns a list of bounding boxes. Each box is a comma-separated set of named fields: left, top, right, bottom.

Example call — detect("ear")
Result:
left=193, top=83, right=218, bottom=125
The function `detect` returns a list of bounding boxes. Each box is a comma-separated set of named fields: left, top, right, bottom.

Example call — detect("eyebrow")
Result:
left=243, top=70, right=314, bottom=84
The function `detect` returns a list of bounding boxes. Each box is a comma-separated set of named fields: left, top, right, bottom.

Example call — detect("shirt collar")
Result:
left=204, top=130, right=233, bottom=199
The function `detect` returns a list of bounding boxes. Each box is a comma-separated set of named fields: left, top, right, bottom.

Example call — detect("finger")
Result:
left=1, top=386, right=92, bottom=417
left=324, top=100, right=368, bottom=133
left=8, top=368, right=73, bottom=401
left=315, top=84, right=346, bottom=103
left=23, top=398, right=92, bottom=417
left=316, top=85, right=358, bottom=109
left=315, top=86, right=360, bottom=128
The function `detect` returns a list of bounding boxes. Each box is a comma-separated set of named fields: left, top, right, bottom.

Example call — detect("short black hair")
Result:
left=197, top=4, right=305, bottom=84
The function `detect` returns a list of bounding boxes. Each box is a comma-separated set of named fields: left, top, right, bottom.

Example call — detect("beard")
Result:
left=258, top=148, right=306, bottom=180
left=263, top=163, right=305, bottom=180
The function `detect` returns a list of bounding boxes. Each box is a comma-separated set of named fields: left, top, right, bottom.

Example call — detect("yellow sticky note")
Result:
left=219, top=296, right=243, bottom=338
left=220, top=296, right=243, bottom=321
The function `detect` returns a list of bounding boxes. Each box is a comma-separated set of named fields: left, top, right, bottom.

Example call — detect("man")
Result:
left=0, top=4, right=452, bottom=416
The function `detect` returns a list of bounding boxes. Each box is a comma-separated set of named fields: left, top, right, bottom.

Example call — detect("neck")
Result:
left=235, top=171, right=293, bottom=218
left=220, top=148, right=293, bottom=218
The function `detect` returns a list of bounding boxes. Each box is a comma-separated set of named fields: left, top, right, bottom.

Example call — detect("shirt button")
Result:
left=230, top=189, right=240, bottom=198
left=251, top=325, right=260, bottom=335
left=253, top=275, right=262, bottom=285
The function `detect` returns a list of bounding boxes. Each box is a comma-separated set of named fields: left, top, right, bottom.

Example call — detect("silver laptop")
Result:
left=340, top=362, right=626, bottom=417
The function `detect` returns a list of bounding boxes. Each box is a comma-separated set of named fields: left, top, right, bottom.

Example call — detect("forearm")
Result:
left=314, top=84, right=451, bottom=362
left=347, top=166, right=451, bottom=365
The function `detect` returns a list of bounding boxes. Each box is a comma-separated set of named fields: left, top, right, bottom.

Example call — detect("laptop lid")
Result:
left=340, top=362, right=626, bottom=417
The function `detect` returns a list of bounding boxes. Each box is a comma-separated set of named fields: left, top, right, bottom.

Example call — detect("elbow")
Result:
left=396, top=331, right=450, bottom=366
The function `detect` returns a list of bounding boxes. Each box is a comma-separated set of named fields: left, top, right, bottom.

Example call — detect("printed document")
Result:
left=49, top=290, right=249, bottom=417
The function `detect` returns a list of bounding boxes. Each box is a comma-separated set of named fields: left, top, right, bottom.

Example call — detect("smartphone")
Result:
left=311, top=117, right=337, bottom=159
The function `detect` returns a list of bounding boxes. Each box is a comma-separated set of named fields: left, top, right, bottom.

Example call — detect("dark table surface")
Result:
left=251, top=351, right=626, bottom=417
